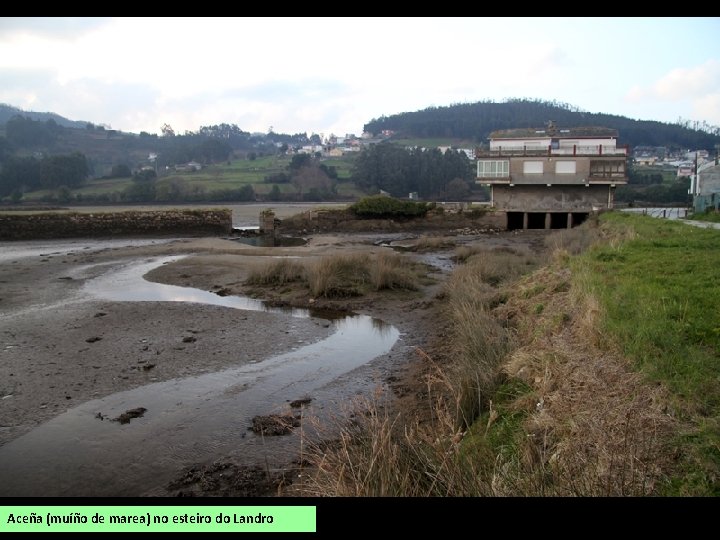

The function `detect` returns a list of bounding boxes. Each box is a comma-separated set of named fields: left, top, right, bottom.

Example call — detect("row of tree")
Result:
left=0, top=152, right=89, bottom=197
left=0, top=115, right=326, bottom=181
left=4, top=115, right=63, bottom=147
left=351, top=143, right=475, bottom=199
left=615, top=177, right=691, bottom=204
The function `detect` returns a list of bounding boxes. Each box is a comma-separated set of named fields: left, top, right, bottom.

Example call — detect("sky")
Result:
left=0, top=17, right=719, bottom=138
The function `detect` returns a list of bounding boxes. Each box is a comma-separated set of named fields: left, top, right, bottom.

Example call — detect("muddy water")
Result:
left=0, top=256, right=399, bottom=496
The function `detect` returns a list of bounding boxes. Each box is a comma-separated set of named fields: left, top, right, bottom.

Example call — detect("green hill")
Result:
left=0, top=103, right=89, bottom=129
left=364, top=99, right=720, bottom=151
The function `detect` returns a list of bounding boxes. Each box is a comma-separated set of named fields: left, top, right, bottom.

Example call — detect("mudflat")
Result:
left=0, top=227, right=549, bottom=496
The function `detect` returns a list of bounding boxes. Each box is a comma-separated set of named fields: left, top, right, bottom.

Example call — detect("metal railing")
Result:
left=476, top=145, right=629, bottom=157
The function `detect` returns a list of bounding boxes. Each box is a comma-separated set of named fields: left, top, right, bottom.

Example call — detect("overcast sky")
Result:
left=0, top=17, right=718, bottom=137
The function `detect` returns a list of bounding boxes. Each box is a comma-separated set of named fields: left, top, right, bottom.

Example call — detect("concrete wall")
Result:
left=508, top=156, right=591, bottom=183
left=699, top=164, right=720, bottom=196
left=0, top=209, right=233, bottom=240
left=492, top=184, right=613, bottom=211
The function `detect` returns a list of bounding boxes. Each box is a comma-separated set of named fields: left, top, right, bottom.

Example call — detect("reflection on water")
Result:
left=83, top=256, right=306, bottom=316
left=229, top=233, right=307, bottom=247
left=0, top=238, right=174, bottom=263
left=0, top=255, right=399, bottom=496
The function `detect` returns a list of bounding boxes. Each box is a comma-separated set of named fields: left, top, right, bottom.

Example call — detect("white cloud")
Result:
left=1, top=18, right=719, bottom=134
left=653, top=60, right=720, bottom=100
left=624, top=59, right=720, bottom=125
left=692, top=93, right=720, bottom=126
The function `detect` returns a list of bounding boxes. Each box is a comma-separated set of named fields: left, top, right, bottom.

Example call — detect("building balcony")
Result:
left=476, top=145, right=629, bottom=158
left=476, top=174, right=627, bottom=185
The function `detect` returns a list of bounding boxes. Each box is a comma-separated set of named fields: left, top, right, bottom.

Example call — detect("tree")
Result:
left=291, top=164, right=334, bottom=200
left=268, top=184, right=282, bottom=201
left=0, top=137, right=12, bottom=163
left=110, top=164, right=132, bottom=178
left=155, top=178, right=188, bottom=201
left=133, top=169, right=157, bottom=182
left=446, top=178, right=471, bottom=200
left=124, top=180, right=156, bottom=202
left=55, top=185, right=72, bottom=203
left=196, top=138, right=232, bottom=164
left=5, top=115, right=57, bottom=147
left=0, top=156, right=40, bottom=196
left=161, top=123, right=175, bottom=137
left=38, top=153, right=88, bottom=189
left=289, top=153, right=313, bottom=173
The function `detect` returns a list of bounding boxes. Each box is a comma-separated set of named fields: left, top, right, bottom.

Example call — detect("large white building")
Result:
left=476, top=123, right=629, bottom=229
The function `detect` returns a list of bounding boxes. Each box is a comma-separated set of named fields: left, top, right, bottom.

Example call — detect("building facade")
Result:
left=476, top=123, right=628, bottom=229
left=693, top=160, right=720, bottom=213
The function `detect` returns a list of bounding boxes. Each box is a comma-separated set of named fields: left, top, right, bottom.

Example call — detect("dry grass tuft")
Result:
left=494, top=261, right=676, bottom=496
left=307, top=253, right=370, bottom=298
left=369, top=251, right=419, bottom=291
left=244, top=259, right=306, bottom=286
left=413, top=236, right=456, bottom=251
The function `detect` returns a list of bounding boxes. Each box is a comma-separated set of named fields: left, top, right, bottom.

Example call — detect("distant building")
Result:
left=457, top=148, right=475, bottom=161
left=298, top=145, right=323, bottom=155
left=635, top=156, right=657, bottom=166
left=476, top=122, right=629, bottom=229
left=677, top=162, right=695, bottom=178
left=685, top=149, right=709, bottom=161
left=174, top=161, right=202, bottom=172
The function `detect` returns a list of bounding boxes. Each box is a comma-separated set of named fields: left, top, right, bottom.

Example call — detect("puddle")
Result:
left=230, top=235, right=307, bottom=247
left=0, top=256, right=399, bottom=496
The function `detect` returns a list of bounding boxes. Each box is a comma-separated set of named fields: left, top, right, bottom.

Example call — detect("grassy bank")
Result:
left=305, top=212, right=720, bottom=496
left=688, top=211, right=720, bottom=223
left=573, top=212, right=720, bottom=494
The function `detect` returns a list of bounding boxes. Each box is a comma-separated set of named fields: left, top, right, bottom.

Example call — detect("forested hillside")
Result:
left=0, top=103, right=89, bottom=129
left=365, top=99, right=720, bottom=151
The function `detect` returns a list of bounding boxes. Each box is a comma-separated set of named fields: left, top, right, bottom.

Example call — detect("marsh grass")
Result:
left=305, top=215, right=712, bottom=496
left=245, top=259, right=306, bottom=286
left=413, top=236, right=456, bottom=251
left=245, top=252, right=422, bottom=299
left=307, top=254, right=370, bottom=298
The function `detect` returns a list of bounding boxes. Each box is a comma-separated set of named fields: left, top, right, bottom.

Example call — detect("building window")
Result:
left=556, top=161, right=576, bottom=174
left=590, top=160, right=626, bottom=178
left=523, top=161, right=543, bottom=174
left=477, top=160, right=509, bottom=178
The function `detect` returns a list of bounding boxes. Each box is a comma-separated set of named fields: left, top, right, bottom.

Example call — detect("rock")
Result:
left=112, top=407, right=147, bottom=424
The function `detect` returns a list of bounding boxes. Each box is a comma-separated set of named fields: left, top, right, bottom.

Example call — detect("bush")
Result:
left=350, top=195, right=430, bottom=218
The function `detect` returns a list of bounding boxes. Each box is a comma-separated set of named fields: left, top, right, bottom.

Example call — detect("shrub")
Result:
left=350, top=195, right=430, bottom=218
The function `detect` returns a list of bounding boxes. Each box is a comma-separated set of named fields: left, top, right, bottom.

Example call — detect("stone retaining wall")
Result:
left=0, top=209, right=233, bottom=240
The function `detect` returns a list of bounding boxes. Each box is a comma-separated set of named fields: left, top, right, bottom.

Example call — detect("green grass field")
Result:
left=18, top=154, right=359, bottom=202
left=574, top=213, right=720, bottom=494
left=632, top=164, right=682, bottom=184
